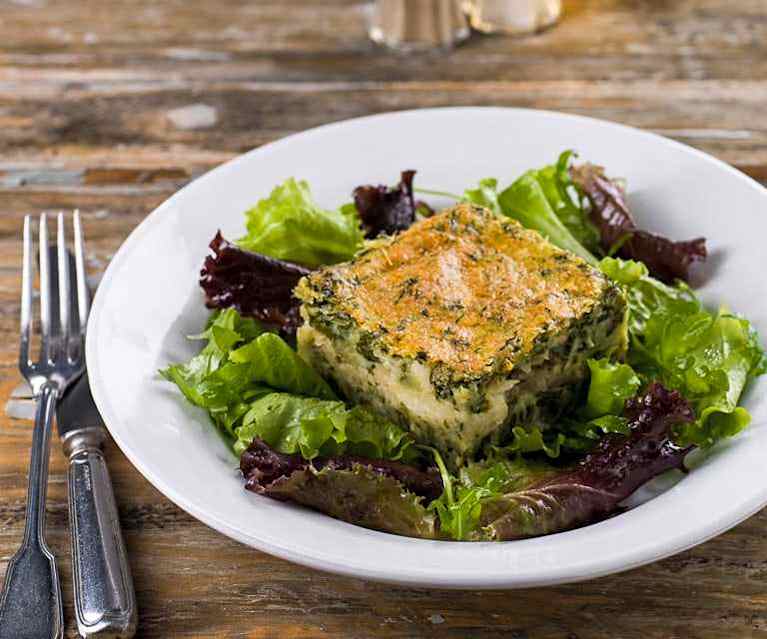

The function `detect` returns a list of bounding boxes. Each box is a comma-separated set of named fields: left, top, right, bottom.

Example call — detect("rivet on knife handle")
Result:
left=64, top=429, right=137, bottom=638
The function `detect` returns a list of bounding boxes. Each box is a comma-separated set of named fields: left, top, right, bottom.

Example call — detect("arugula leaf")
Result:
left=233, top=393, right=419, bottom=462
left=237, top=178, right=363, bottom=267
left=600, top=257, right=766, bottom=446
left=427, top=451, right=555, bottom=541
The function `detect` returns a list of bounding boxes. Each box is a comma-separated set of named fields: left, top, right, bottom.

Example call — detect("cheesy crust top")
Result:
left=296, top=204, right=619, bottom=381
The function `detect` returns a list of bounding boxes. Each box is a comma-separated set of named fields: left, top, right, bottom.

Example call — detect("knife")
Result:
left=57, top=374, right=138, bottom=638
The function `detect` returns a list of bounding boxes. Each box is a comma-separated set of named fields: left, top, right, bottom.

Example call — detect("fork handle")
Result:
left=64, top=429, right=137, bottom=638
left=0, top=383, right=63, bottom=639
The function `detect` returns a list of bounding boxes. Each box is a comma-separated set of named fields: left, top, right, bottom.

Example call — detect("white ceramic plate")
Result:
left=87, top=108, right=767, bottom=589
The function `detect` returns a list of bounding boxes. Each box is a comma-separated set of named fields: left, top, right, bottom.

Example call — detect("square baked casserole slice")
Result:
left=295, top=204, right=628, bottom=468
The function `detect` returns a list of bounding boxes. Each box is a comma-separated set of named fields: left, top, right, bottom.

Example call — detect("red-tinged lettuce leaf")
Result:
left=241, top=437, right=443, bottom=502
left=478, top=383, right=695, bottom=540
left=240, top=438, right=439, bottom=538
left=571, top=163, right=706, bottom=283
left=354, top=170, right=417, bottom=238
left=200, top=232, right=311, bottom=339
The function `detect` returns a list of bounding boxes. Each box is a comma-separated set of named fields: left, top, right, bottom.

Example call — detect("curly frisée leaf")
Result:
left=237, top=178, right=364, bottom=267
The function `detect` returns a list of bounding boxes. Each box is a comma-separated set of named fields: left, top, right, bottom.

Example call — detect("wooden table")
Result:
left=1, top=1, right=766, bottom=637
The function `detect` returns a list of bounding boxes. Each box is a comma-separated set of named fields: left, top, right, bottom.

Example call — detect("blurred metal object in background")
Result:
left=464, top=0, right=562, bottom=35
left=369, top=0, right=470, bottom=51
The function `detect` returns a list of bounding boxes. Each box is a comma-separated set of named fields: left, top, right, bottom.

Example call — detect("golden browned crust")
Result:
left=296, top=204, right=620, bottom=381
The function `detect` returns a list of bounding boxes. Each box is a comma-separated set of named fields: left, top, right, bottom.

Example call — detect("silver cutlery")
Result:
left=0, top=212, right=137, bottom=639
left=58, top=372, right=137, bottom=638
left=0, top=212, right=86, bottom=639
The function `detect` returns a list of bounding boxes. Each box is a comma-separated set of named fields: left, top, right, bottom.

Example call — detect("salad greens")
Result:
left=582, top=358, right=641, bottom=419
left=234, top=394, right=419, bottom=462
left=162, top=151, right=765, bottom=542
left=240, top=440, right=439, bottom=539
left=463, top=151, right=599, bottom=265
left=238, top=178, right=363, bottom=267
left=572, top=162, right=706, bottom=282
left=601, top=257, right=766, bottom=446
left=428, top=455, right=553, bottom=541
left=161, top=308, right=420, bottom=464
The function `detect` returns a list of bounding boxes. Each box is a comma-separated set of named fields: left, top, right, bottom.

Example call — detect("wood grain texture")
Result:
left=1, top=1, right=766, bottom=637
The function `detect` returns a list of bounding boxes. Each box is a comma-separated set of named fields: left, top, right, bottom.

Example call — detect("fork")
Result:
left=0, top=212, right=89, bottom=639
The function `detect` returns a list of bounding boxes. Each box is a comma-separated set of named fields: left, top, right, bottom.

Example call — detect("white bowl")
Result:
left=86, top=107, right=767, bottom=589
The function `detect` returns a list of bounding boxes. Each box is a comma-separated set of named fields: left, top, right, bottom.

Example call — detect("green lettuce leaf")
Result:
left=600, top=257, right=767, bottom=446
left=497, top=425, right=566, bottom=458
left=583, top=358, right=641, bottom=419
left=229, top=332, right=336, bottom=400
left=237, top=178, right=363, bottom=266
left=498, top=171, right=598, bottom=265
left=534, top=151, right=601, bottom=253
left=463, top=178, right=502, bottom=214
left=160, top=310, right=269, bottom=433
left=599, top=257, right=700, bottom=335
left=160, top=308, right=335, bottom=438
left=233, top=393, right=419, bottom=462
left=462, top=152, right=600, bottom=260
left=491, top=355, right=640, bottom=459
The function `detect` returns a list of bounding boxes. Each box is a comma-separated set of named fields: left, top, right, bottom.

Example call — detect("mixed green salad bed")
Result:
left=161, top=152, right=765, bottom=541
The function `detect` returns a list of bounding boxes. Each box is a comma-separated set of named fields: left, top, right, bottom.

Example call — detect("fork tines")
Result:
left=20, top=211, right=89, bottom=373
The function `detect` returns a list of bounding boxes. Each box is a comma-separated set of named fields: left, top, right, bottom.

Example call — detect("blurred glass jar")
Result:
left=369, top=0, right=470, bottom=51
left=464, top=0, right=562, bottom=35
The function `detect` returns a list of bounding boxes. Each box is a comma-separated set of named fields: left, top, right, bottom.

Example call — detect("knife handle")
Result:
left=64, top=429, right=137, bottom=638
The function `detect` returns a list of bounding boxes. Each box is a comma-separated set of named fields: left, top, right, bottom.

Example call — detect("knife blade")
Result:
left=56, top=372, right=138, bottom=638
left=56, top=373, right=103, bottom=437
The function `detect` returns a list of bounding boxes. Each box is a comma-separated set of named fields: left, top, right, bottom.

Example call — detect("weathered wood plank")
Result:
left=1, top=81, right=767, bottom=174
left=0, top=0, right=765, bottom=83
